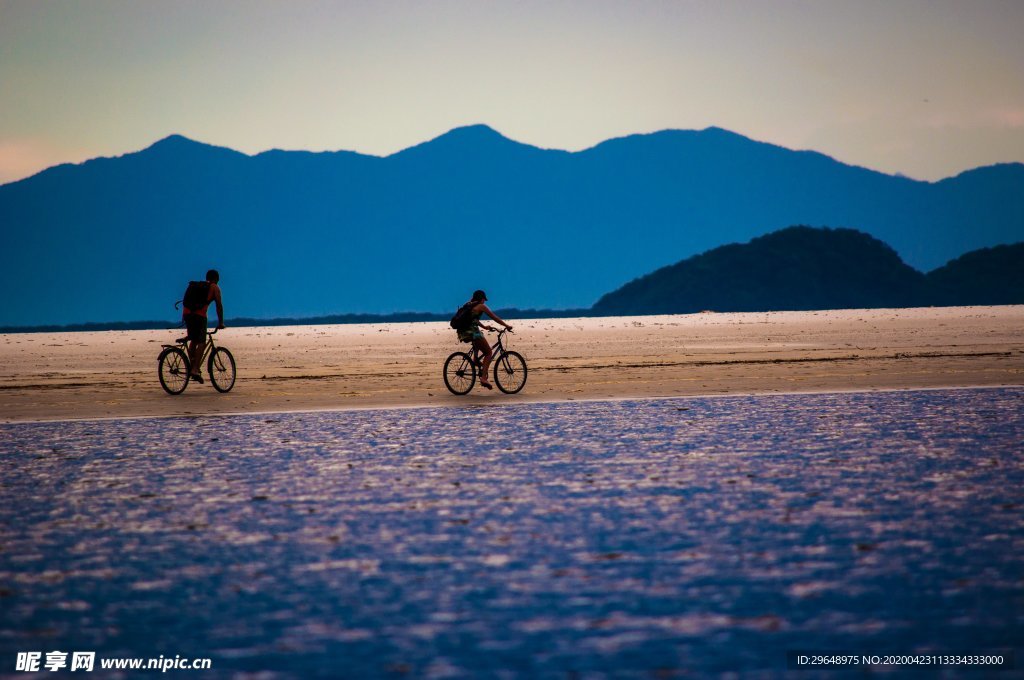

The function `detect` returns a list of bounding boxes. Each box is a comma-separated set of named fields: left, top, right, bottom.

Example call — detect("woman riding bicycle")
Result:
left=457, top=290, right=512, bottom=389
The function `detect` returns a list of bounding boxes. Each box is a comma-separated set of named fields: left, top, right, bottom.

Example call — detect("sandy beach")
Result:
left=1, top=306, right=1022, bottom=423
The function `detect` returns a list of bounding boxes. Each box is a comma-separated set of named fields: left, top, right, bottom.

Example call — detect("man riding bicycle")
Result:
left=454, top=290, right=512, bottom=389
left=182, top=269, right=224, bottom=384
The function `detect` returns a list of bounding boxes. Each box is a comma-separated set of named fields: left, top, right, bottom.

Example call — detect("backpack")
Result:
left=449, top=301, right=477, bottom=331
left=182, top=280, right=211, bottom=312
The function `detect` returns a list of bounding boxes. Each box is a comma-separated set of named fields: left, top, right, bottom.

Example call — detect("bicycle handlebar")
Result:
left=176, top=326, right=223, bottom=344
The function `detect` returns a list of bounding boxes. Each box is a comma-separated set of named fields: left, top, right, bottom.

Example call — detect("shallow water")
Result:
left=1, top=388, right=1022, bottom=677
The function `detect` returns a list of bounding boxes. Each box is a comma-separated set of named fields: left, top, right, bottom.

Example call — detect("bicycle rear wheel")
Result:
left=494, top=351, right=527, bottom=394
left=158, top=347, right=190, bottom=395
left=208, top=347, right=236, bottom=393
left=443, top=352, right=476, bottom=395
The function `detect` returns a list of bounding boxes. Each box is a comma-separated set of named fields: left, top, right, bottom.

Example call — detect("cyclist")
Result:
left=456, top=289, right=512, bottom=389
left=182, top=269, right=225, bottom=384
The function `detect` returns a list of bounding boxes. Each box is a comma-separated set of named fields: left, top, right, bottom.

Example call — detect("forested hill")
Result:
left=926, top=243, right=1024, bottom=307
left=593, top=227, right=1024, bottom=315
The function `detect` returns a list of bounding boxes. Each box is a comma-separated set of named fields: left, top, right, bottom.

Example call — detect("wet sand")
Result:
left=3, top=389, right=1023, bottom=673
left=1, top=306, right=1022, bottom=423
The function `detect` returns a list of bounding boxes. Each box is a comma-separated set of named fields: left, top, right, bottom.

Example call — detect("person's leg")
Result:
left=188, top=339, right=203, bottom=377
left=186, top=315, right=205, bottom=378
left=474, top=336, right=493, bottom=385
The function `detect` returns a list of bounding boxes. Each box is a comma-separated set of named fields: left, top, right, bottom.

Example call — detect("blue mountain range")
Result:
left=2, top=125, right=1022, bottom=326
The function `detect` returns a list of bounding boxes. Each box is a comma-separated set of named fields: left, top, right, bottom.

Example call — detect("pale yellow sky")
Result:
left=1, top=0, right=1022, bottom=184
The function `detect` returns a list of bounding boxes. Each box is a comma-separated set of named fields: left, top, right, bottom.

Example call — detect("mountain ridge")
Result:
left=2, top=126, right=1022, bottom=326
left=14, top=126, right=1024, bottom=188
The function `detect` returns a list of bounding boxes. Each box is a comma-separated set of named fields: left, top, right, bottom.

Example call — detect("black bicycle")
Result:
left=443, top=328, right=527, bottom=395
left=158, top=327, right=236, bottom=395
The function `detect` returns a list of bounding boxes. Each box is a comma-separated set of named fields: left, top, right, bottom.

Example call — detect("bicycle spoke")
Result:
left=493, top=351, right=527, bottom=394
left=444, top=352, right=475, bottom=395
left=208, top=347, right=236, bottom=392
left=159, top=348, right=190, bottom=395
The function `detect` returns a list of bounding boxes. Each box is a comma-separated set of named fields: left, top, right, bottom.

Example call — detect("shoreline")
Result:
left=2, top=383, right=1020, bottom=426
left=2, top=306, right=1022, bottom=424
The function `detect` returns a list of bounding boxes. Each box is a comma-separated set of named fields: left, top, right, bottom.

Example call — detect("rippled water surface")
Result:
left=2, top=388, right=1023, bottom=677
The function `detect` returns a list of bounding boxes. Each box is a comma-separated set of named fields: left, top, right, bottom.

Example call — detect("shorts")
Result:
left=184, top=313, right=208, bottom=343
left=457, top=329, right=483, bottom=343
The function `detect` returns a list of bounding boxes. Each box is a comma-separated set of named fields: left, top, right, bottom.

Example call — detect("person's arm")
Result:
left=211, top=284, right=225, bottom=328
left=480, top=304, right=512, bottom=331
left=474, top=303, right=499, bottom=331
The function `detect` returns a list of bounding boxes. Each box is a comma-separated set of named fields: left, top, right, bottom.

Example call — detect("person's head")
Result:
left=472, top=289, right=487, bottom=302
left=206, top=269, right=220, bottom=284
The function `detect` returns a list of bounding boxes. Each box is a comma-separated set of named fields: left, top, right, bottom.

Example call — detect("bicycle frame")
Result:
left=164, top=327, right=221, bottom=366
left=468, top=329, right=509, bottom=364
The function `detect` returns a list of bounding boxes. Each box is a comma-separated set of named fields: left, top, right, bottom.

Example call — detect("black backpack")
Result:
left=182, top=280, right=211, bottom=312
left=449, top=301, right=476, bottom=330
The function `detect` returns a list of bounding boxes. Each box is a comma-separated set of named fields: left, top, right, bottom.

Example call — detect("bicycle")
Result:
left=158, top=327, right=236, bottom=395
left=443, top=328, right=527, bottom=395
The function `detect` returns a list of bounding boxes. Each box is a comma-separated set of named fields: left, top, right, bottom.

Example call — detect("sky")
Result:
left=1, top=0, right=1023, bottom=185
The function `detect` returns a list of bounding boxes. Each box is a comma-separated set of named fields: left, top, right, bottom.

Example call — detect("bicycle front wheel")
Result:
left=494, top=351, right=527, bottom=394
left=208, top=347, right=237, bottom=393
left=443, top=352, right=476, bottom=395
left=158, top=347, right=190, bottom=395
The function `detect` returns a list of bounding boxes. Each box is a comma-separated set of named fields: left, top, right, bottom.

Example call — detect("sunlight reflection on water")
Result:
left=1, top=388, right=1022, bottom=676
